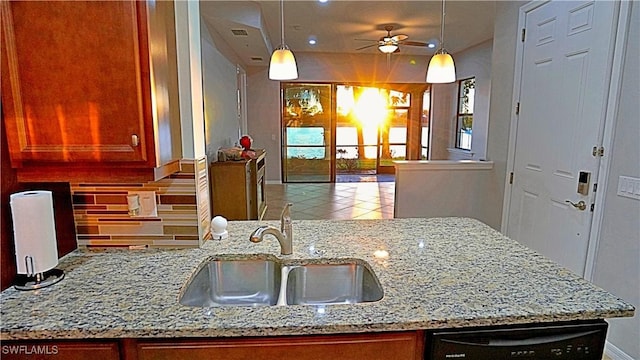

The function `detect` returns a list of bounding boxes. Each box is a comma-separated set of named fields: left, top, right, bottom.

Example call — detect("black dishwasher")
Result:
left=426, top=320, right=607, bottom=360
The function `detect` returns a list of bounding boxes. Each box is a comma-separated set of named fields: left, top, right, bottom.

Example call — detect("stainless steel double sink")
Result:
left=179, top=256, right=384, bottom=307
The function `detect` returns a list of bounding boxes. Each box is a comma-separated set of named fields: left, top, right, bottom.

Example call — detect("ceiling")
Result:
left=199, top=0, right=496, bottom=67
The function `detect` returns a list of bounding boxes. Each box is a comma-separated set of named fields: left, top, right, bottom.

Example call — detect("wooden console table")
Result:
left=210, top=149, right=266, bottom=220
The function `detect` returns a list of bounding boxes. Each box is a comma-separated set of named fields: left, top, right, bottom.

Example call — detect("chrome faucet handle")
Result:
left=280, top=203, right=293, bottom=231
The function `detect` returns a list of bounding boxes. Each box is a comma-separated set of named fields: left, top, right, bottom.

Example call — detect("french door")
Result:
left=281, top=84, right=333, bottom=182
left=281, top=83, right=429, bottom=182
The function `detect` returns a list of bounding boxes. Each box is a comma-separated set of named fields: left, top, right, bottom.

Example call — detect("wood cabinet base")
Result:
left=2, top=331, right=424, bottom=360
left=131, top=332, right=424, bottom=360
left=0, top=340, right=119, bottom=360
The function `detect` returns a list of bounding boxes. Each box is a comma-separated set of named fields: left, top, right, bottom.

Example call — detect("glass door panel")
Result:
left=336, top=85, right=376, bottom=175
left=378, top=90, right=409, bottom=173
left=282, top=84, right=333, bottom=182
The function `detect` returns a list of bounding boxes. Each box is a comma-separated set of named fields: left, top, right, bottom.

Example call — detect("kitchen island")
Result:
left=0, top=218, right=634, bottom=358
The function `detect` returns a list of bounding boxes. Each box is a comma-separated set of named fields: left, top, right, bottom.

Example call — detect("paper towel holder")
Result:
left=14, top=256, right=65, bottom=291
left=10, top=190, right=65, bottom=291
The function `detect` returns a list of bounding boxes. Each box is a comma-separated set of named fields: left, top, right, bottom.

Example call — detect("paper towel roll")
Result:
left=10, top=191, right=59, bottom=275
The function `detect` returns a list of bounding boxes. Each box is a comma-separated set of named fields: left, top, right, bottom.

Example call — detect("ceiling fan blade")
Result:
left=391, top=34, right=409, bottom=42
left=401, top=40, right=429, bottom=47
left=356, top=43, right=378, bottom=50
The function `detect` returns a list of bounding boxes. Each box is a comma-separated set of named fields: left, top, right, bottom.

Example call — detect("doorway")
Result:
left=281, top=83, right=333, bottom=183
left=281, top=83, right=430, bottom=183
left=504, top=0, right=620, bottom=276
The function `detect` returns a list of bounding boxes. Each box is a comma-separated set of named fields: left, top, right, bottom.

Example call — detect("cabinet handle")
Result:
left=131, top=134, right=139, bottom=147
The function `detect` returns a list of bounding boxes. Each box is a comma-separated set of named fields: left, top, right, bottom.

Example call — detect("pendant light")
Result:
left=426, top=0, right=456, bottom=83
left=269, top=0, right=298, bottom=80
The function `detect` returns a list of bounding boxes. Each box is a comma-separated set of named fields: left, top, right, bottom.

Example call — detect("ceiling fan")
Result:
left=356, top=25, right=430, bottom=54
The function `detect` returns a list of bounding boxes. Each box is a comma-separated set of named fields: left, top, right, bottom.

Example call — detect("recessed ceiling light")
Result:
left=318, top=0, right=329, bottom=3
left=308, top=36, right=317, bottom=45
left=427, top=43, right=436, bottom=49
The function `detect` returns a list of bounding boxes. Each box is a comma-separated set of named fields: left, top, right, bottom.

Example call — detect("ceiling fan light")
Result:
left=426, top=51, right=456, bottom=83
left=269, top=47, right=298, bottom=80
left=378, top=44, right=398, bottom=54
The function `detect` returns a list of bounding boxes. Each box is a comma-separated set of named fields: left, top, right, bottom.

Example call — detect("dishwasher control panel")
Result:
left=426, top=320, right=607, bottom=360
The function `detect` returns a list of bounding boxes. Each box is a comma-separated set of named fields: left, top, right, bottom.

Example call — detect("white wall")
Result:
left=394, top=161, right=498, bottom=227
left=175, top=1, right=205, bottom=159
left=429, top=81, right=457, bottom=160
left=200, top=21, right=243, bottom=163
left=417, top=0, right=526, bottom=229
left=490, top=1, right=526, bottom=227
left=430, top=40, right=493, bottom=161
left=592, top=2, right=639, bottom=358
left=247, top=67, right=282, bottom=182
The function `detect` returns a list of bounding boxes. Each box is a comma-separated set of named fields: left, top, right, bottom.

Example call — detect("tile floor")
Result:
left=263, top=181, right=395, bottom=221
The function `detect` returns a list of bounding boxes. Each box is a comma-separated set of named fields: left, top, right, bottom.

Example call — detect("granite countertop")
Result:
left=0, top=217, right=634, bottom=340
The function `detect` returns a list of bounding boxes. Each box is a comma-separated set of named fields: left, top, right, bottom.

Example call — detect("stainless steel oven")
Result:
left=426, top=320, right=607, bottom=360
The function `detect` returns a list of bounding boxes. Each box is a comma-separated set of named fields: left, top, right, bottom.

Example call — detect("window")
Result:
left=456, top=77, right=475, bottom=150
left=421, top=89, right=430, bottom=159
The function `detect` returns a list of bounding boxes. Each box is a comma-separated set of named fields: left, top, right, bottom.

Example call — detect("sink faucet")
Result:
left=250, top=203, right=293, bottom=255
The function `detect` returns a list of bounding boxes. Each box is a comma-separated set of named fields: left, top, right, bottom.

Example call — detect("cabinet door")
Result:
left=135, top=332, right=424, bottom=360
left=1, top=1, right=152, bottom=165
left=1, top=340, right=119, bottom=360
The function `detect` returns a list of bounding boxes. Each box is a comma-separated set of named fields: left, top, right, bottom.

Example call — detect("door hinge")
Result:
left=590, top=203, right=595, bottom=212
left=592, top=146, right=605, bottom=157
left=515, top=102, right=520, bottom=115
left=509, top=172, right=514, bottom=184
left=521, top=28, right=526, bottom=42
left=593, top=183, right=598, bottom=193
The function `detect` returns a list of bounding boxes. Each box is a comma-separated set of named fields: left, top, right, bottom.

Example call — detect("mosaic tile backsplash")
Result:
left=71, top=158, right=211, bottom=248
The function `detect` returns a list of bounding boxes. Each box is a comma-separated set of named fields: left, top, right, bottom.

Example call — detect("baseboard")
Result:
left=605, top=341, right=635, bottom=360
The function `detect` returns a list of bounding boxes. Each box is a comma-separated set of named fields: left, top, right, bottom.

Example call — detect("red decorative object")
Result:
left=239, top=135, right=252, bottom=151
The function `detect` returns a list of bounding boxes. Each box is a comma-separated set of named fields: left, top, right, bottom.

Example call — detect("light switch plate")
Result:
left=128, top=191, right=158, bottom=217
left=617, top=176, right=640, bottom=200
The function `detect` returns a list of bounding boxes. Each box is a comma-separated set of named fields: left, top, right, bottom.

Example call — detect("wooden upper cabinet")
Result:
left=0, top=0, right=182, bottom=182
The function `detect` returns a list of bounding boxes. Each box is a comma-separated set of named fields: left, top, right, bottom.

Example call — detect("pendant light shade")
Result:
left=426, top=0, right=456, bottom=83
left=426, top=51, right=456, bottom=83
left=269, top=0, right=298, bottom=80
left=269, top=47, right=298, bottom=80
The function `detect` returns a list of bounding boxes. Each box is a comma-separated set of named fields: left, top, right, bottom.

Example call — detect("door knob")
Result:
left=565, top=200, right=587, bottom=211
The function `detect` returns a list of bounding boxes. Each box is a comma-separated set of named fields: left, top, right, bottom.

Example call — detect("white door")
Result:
left=506, top=0, right=619, bottom=275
